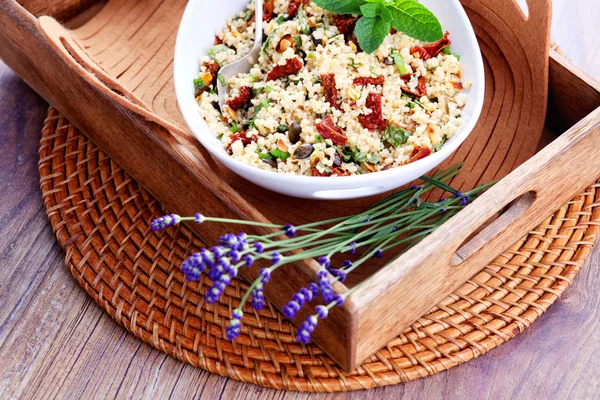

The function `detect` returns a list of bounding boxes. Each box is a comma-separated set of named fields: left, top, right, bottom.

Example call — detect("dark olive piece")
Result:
left=383, top=57, right=394, bottom=65
left=332, top=152, right=342, bottom=167
left=294, top=144, right=314, bottom=159
left=288, top=122, right=302, bottom=144
left=262, top=158, right=277, bottom=168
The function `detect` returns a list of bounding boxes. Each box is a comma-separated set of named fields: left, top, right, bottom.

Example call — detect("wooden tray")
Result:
left=2, top=0, right=600, bottom=371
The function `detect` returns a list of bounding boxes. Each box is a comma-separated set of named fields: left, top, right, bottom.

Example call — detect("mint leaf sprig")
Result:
left=311, top=0, right=443, bottom=54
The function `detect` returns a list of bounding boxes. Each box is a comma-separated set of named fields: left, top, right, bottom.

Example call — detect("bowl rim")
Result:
left=174, top=0, right=485, bottom=185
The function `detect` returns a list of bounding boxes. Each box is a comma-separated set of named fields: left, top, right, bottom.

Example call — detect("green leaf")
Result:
left=217, top=73, right=226, bottom=86
left=384, top=124, right=411, bottom=147
left=263, top=28, right=279, bottom=53
left=257, top=150, right=274, bottom=159
left=229, top=121, right=239, bottom=133
left=432, top=137, right=447, bottom=152
left=270, top=148, right=291, bottom=161
left=360, top=3, right=379, bottom=17
left=207, top=44, right=230, bottom=63
left=379, top=6, right=393, bottom=23
left=311, top=0, right=366, bottom=15
left=193, top=78, right=205, bottom=90
left=390, top=51, right=407, bottom=75
left=315, top=134, right=325, bottom=144
left=355, top=16, right=390, bottom=54
left=388, top=0, right=443, bottom=42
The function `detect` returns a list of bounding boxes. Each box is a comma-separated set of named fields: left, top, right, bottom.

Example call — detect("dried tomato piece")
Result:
left=353, top=76, right=385, bottom=87
left=321, top=74, right=339, bottom=109
left=333, top=15, right=359, bottom=37
left=227, top=132, right=258, bottom=152
left=266, top=58, right=303, bottom=81
left=311, top=167, right=351, bottom=177
left=411, top=32, right=451, bottom=60
left=215, top=36, right=223, bottom=45
left=451, top=81, right=464, bottom=90
left=263, top=0, right=275, bottom=21
left=316, top=115, right=348, bottom=146
left=416, top=76, right=428, bottom=97
left=358, top=92, right=386, bottom=131
left=288, top=0, right=309, bottom=17
left=226, top=86, right=253, bottom=111
left=408, top=146, right=431, bottom=163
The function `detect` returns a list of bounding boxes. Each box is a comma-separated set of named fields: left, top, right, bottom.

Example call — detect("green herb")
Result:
left=266, top=86, right=274, bottom=94
left=210, top=89, right=217, bottom=95
left=229, top=121, right=239, bottom=133
left=348, top=58, right=363, bottom=67
left=312, top=0, right=443, bottom=54
left=313, top=76, right=322, bottom=84
left=297, top=4, right=311, bottom=35
left=452, top=53, right=461, bottom=61
left=216, top=134, right=224, bottom=140
left=217, top=72, right=226, bottom=86
left=384, top=124, right=411, bottom=147
left=390, top=51, right=407, bottom=75
left=294, top=35, right=303, bottom=48
left=432, top=138, right=447, bottom=152
left=248, top=99, right=271, bottom=129
left=307, top=52, right=316, bottom=59
left=271, top=148, right=291, bottom=161
left=277, top=15, right=287, bottom=24
left=291, top=78, right=305, bottom=85
left=250, top=74, right=260, bottom=82
left=207, top=44, right=230, bottom=64
left=263, top=28, right=279, bottom=53
left=442, top=47, right=451, bottom=55
left=193, top=78, right=205, bottom=90
left=315, top=134, right=325, bottom=144
left=277, top=124, right=288, bottom=133
left=257, top=150, right=274, bottom=159
left=369, top=66, right=378, bottom=77
left=252, top=87, right=265, bottom=95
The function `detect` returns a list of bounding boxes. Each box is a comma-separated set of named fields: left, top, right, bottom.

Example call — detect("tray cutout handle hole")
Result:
left=451, top=191, right=537, bottom=267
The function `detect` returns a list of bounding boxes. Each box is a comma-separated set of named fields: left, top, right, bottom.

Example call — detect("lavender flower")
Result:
left=226, top=309, right=243, bottom=340
left=454, top=191, right=469, bottom=206
left=347, top=242, right=357, bottom=255
left=251, top=282, right=265, bottom=310
left=151, top=214, right=181, bottom=231
left=329, top=268, right=347, bottom=282
left=318, top=270, right=334, bottom=303
left=271, top=252, right=282, bottom=265
left=194, top=213, right=205, bottom=224
left=242, top=254, right=254, bottom=267
left=284, top=224, right=296, bottom=238
left=205, top=280, right=227, bottom=304
left=318, top=256, right=330, bottom=268
left=211, top=246, right=226, bottom=259
left=181, top=253, right=206, bottom=282
left=254, top=242, right=264, bottom=253
left=296, top=315, right=319, bottom=344
left=342, top=260, right=353, bottom=269
left=315, top=305, right=328, bottom=319
left=283, top=284, right=318, bottom=319
left=374, top=249, right=383, bottom=259
left=333, top=294, right=345, bottom=306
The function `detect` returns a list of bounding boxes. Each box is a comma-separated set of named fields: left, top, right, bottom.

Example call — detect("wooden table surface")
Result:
left=1, top=1, right=599, bottom=399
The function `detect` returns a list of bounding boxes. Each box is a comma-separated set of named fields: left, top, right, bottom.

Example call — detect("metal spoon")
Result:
left=218, top=0, right=264, bottom=112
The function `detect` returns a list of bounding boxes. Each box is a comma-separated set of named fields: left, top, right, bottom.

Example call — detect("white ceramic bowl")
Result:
left=174, top=0, right=485, bottom=200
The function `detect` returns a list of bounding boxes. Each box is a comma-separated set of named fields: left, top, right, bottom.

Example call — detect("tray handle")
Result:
left=37, top=17, right=205, bottom=153
left=353, top=106, right=600, bottom=357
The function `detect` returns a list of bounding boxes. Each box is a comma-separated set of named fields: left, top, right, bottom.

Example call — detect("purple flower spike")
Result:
left=151, top=214, right=181, bottom=231
left=232, top=309, right=243, bottom=320
left=254, top=242, right=264, bottom=253
left=334, top=294, right=345, bottom=306
left=212, top=246, right=226, bottom=259
left=182, top=253, right=206, bottom=282
left=347, top=242, right=357, bottom=255
left=411, top=185, right=421, bottom=190
left=308, top=283, right=320, bottom=297
left=229, top=250, right=241, bottom=263
left=315, top=305, right=328, bottom=319
left=226, top=318, right=241, bottom=340
left=329, top=268, right=347, bottom=282
left=200, top=248, right=215, bottom=267
left=284, top=224, right=296, bottom=238
left=318, top=256, right=331, bottom=268
left=251, top=282, right=265, bottom=310
left=283, top=301, right=301, bottom=319
left=392, top=226, right=399, bottom=232
left=242, top=254, right=254, bottom=268
left=374, top=249, right=383, bottom=259
left=205, top=282, right=226, bottom=304
left=342, top=260, right=353, bottom=269
left=194, top=213, right=205, bottom=224
left=296, top=315, right=319, bottom=344
left=271, top=252, right=282, bottom=265
left=259, top=268, right=271, bottom=283
left=319, top=276, right=334, bottom=303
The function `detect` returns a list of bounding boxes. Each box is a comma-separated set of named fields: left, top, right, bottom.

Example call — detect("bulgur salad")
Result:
left=195, top=0, right=471, bottom=176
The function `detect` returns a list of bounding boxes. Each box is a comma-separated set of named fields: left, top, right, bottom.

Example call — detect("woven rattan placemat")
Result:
left=39, top=107, right=599, bottom=391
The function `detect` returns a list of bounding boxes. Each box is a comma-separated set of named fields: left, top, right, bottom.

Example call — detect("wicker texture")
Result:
left=39, top=108, right=599, bottom=391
